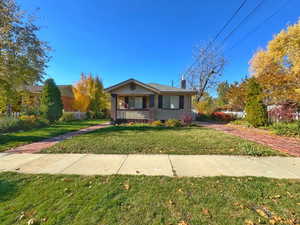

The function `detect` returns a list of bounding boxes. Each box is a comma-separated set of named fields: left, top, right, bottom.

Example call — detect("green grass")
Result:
left=0, top=120, right=108, bottom=152
left=0, top=172, right=299, bottom=225
left=42, top=124, right=285, bottom=156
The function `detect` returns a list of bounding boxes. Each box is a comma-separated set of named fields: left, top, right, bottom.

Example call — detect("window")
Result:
left=129, top=96, right=143, bottom=109
left=162, top=96, right=179, bottom=109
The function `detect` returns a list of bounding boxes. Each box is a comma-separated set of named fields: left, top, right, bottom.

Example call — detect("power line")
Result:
left=220, top=0, right=266, bottom=45
left=212, top=0, right=248, bottom=43
left=226, top=0, right=291, bottom=52
left=182, top=0, right=249, bottom=77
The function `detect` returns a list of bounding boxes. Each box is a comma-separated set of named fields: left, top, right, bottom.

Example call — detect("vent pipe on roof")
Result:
left=180, top=75, right=186, bottom=89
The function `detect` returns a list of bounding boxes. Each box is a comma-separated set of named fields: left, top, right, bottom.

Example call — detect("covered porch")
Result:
left=111, top=94, right=155, bottom=121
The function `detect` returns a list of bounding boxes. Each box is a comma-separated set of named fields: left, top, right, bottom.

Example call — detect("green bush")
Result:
left=59, top=112, right=78, bottom=122
left=165, top=119, right=181, bottom=127
left=151, top=120, right=164, bottom=127
left=0, top=116, right=49, bottom=133
left=245, top=78, right=268, bottom=127
left=40, top=78, right=63, bottom=122
left=271, top=122, right=300, bottom=137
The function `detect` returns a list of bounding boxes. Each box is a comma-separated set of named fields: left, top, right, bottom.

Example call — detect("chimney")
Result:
left=180, top=75, right=186, bottom=89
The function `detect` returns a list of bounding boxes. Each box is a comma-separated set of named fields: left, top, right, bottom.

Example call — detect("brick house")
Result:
left=24, top=85, right=75, bottom=112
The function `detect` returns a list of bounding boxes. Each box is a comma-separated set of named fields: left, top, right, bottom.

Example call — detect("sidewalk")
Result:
left=0, top=154, right=299, bottom=179
left=198, top=122, right=300, bottom=157
left=5, top=122, right=110, bottom=154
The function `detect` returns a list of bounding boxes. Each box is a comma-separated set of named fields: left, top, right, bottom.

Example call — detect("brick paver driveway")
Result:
left=198, top=122, right=300, bottom=157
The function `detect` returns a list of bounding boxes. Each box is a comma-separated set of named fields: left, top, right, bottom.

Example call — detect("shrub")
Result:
left=151, top=120, right=164, bottom=127
left=165, top=119, right=181, bottom=127
left=271, top=122, right=300, bottom=137
left=181, top=113, right=193, bottom=126
left=40, top=78, right=63, bottom=122
left=268, top=102, right=298, bottom=123
left=195, top=113, right=213, bottom=122
left=59, top=112, right=78, bottom=122
left=245, top=78, right=268, bottom=127
left=211, top=112, right=234, bottom=122
left=0, top=116, right=48, bottom=133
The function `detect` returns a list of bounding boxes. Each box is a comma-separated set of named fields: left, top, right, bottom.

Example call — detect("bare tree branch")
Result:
left=185, top=42, right=226, bottom=102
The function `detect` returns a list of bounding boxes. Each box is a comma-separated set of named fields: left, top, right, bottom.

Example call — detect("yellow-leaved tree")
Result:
left=73, top=73, right=108, bottom=118
left=249, top=19, right=300, bottom=104
left=72, top=73, right=92, bottom=112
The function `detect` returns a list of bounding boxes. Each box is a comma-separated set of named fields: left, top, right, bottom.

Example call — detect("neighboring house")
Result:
left=24, top=85, right=75, bottom=112
left=105, top=78, right=196, bottom=122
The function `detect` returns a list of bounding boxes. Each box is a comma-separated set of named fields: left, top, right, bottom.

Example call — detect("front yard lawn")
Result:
left=0, top=120, right=108, bottom=152
left=43, top=124, right=286, bottom=156
left=0, top=172, right=299, bottom=225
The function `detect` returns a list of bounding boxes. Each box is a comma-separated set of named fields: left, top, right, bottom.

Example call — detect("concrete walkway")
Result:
left=5, top=122, right=111, bottom=154
left=198, top=122, right=300, bottom=157
left=0, top=154, right=299, bottom=179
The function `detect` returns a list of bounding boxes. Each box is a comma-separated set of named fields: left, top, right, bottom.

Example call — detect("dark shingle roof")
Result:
left=24, top=85, right=74, bottom=98
left=147, top=83, right=195, bottom=93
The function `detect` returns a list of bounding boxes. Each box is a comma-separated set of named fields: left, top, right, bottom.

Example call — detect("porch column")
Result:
left=111, top=94, right=117, bottom=121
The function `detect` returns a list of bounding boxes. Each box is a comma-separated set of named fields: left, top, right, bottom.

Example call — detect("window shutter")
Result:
left=179, top=96, right=184, bottom=109
left=149, top=95, right=155, bottom=108
left=124, top=96, right=129, bottom=109
left=142, top=96, right=147, bottom=108
left=158, top=95, right=163, bottom=108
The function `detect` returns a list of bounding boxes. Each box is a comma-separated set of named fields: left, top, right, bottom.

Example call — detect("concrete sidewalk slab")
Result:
left=118, top=154, right=173, bottom=176
left=169, top=155, right=300, bottom=179
left=0, top=154, right=299, bottom=179
left=60, top=154, right=127, bottom=175
left=0, top=153, right=9, bottom=158
left=17, top=154, right=86, bottom=174
left=169, top=155, right=226, bottom=177
left=0, top=154, right=43, bottom=172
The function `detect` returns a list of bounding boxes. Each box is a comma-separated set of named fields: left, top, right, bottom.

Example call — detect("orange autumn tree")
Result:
left=249, top=19, right=300, bottom=104
left=72, top=73, right=93, bottom=112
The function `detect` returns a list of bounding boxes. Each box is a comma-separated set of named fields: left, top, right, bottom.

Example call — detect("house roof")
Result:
left=147, top=83, right=195, bottom=93
left=105, top=78, right=196, bottom=94
left=24, top=85, right=74, bottom=98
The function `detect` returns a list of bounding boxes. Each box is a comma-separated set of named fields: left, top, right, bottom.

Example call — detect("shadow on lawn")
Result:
left=0, top=178, right=18, bottom=201
left=91, top=124, right=203, bottom=135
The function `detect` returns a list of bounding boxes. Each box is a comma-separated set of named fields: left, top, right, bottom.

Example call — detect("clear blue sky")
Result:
left=20, top=0, right=299, bottom=93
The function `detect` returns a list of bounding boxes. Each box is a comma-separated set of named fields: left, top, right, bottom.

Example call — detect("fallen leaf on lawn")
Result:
left=27, top=218, right=39, bottom=225
left=244, top=219, right=254, bottom=225
left=269, top=219, right=276, bottom=225
left=202, top=209, right=209, bottom=215
left=123, top=183, right=130, bottom=190
left=136, top=170, right=140, bottom=174
left=255, top=208, right=268, bottom=218
left=178, top=220, right=188, bottom=225
left=296, top=203, right=300, bottom=206
left=271, top=195, right=281, bottom=199
left=178, top=188, right=183, bottom=193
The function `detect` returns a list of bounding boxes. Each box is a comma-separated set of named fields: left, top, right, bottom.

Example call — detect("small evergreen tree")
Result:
left=40, top=79, right=63, bottom=122
left=245, top=78, right=268, bottom=127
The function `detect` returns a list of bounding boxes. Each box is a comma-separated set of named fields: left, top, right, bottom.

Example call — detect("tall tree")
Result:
left=40, top=79, right=63, bottom=122
left=250, top=19, right=300, bottom=104
left=216, top=81, right=230, bottom=107
left=89, top=76, right=107, bottom=118
left=185, top=42, right=226, bottom=101
left=226, top=79, right=248, bottom=111
left=0, top=0, right=50, bottom=114
left=193, top=92, right=216, bottom=114
left=73, top=73, right=108, bottom=117
left=245, top=78, right=268, bottom=127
